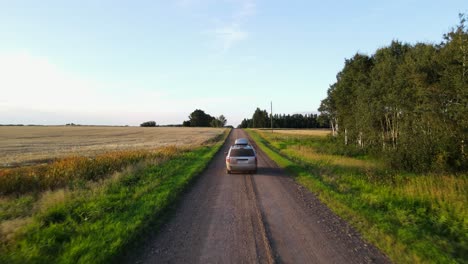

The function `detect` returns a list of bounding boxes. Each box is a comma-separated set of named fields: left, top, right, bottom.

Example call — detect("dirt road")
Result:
left=124, top=129, right=389, bottom=263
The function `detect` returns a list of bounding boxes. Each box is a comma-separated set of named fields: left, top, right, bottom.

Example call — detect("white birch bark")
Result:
left=344, top=128, right=348, bottom=145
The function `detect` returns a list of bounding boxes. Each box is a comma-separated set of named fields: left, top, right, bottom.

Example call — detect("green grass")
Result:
left=246, top=129, right=467, bottom=264
left=0, top=130, right=229, bottom=264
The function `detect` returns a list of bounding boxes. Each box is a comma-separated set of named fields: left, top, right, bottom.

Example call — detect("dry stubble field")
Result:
left=0, top=126, right=224, bottom=168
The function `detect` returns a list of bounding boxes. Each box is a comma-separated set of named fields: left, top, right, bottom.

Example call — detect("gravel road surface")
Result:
left=124, top=129, right=389, bottom=263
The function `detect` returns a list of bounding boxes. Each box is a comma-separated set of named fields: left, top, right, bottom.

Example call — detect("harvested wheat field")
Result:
left=0, top=126, right=225, bottom=168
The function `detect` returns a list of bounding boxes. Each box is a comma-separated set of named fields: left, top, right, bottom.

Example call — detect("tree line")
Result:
left=183, top=109, right=227, bottom=127
left=141, top=109, right=228, bottom=128
left=238, top=107, right=330, bottom=128
left=319, top=14, right=467, bottom=172
left=140, top=121, right=157, bottom=127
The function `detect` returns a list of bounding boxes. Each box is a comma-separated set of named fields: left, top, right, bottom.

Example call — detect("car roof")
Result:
left=230, top=144, right=255, bottom=150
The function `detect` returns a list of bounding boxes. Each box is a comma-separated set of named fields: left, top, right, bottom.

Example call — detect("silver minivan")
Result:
left=226, top=144, right=257, bottom=174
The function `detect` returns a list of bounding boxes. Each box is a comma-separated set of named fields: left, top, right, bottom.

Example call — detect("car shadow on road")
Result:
left=254, top=167, right=290, bottom=178
left=227, top=167, right=287, bottom=178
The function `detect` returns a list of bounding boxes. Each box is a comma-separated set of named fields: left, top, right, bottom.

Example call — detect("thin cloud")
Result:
left=235, top=0, right=256, bottom=21
left=214, top=24, right=249, bottom=51
left=211, top=0, right=256, bottom=52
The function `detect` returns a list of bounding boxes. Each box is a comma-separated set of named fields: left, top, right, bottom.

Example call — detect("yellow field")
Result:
left=256, top=128, right=330, bottom=137
left=0, top=126, right=225, bottom=167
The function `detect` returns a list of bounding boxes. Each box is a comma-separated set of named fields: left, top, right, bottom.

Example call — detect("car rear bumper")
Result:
left=226, top=163, right=257, bottom=171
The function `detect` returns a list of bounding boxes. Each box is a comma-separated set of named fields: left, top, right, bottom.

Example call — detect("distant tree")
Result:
left=185, top=109, right=214, bottom=127
left=252, top=108, right=269, bottom=128
left=218, top=115, right=227, bottom=127
left=238, top=118, right=250, bottom=128
left=317, top=114, right=330, bottom=128
left=140, top=121, right=157, bottom=127
left=210, top=115, right=227, bottom=127
left=239, top=109, right=327, bottom=129
left=210, top=119, right=221, bottom=127
left=182, top=120, right=191, bottom=127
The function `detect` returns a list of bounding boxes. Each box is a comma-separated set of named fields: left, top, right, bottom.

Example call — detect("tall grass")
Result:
left=0, top=147, right=183, bottom=237
left=0, top=148, right=180, bottom=195
left=247, top=129, right=467, bottom=264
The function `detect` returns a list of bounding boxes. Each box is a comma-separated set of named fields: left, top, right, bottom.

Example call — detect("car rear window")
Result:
left=235, top=139, right=248, bottom=145
left=230, top=148, right=255, bottom=157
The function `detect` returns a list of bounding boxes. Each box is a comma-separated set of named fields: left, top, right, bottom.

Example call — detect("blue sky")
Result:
left=0, top=0, right=466, bottom=126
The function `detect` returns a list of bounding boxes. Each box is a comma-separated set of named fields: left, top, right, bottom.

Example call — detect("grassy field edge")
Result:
left=245, top=129, right=464, bottom=264
left=1, top=129, right=230, bottom=264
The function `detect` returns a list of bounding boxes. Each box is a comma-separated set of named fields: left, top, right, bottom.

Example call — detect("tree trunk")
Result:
left=335, top=119, right=339, bottom=134
left=331, top=120, right=336, bottom=136
left=358, top=131, right=363, bottom=148
left=381, top=120, right=386, bottom=150
left=345, top=128, right=348, bottom=145
left=385, top=113, right=391, bottom=147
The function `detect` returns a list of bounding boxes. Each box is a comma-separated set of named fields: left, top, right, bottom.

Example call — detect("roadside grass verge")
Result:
left=246, top=129, right=467, bottom=264
left=0, top=130, right=229, bottom=263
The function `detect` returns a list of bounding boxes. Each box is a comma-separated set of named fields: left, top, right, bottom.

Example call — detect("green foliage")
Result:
left=252, top=108, right=269, bottom=128
left=184, top=110, right=228, bottom=128
left=247, top=129, right=467, bottom=263
left=140, top=121, right=157, bottom=127
left=210, top=115, right=227, bottom=128
left=185, top=109, right=214, bottom=127
left=0, top=132, right=228, bottom=263
left=238, top=108, right=328, bottom=129
left=0, top=195, right=35, bottom=221
left=319, top=15, right=468, bottom=172
left=239, top=118, right=250, bottom=128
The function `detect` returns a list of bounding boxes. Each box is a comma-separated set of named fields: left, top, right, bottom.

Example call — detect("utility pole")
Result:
left=271, top=101, right=273, bottom=133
